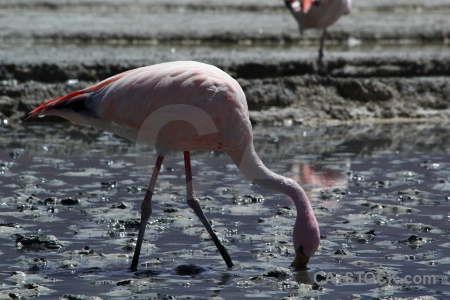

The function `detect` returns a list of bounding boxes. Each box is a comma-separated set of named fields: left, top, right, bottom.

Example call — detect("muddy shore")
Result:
left=1, top=0, right=449, bottom=125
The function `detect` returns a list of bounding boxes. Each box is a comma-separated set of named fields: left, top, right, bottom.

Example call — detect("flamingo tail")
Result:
left=28, top=90, right=90, bottom=119
left=28, top=67, right=134, bottom=120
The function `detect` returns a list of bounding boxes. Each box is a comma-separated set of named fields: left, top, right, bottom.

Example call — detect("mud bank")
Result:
left=1, top=56, right=449, bottom=125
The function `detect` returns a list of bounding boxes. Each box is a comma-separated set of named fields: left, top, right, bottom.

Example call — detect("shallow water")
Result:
left=0, top=122, right=449, bottom=299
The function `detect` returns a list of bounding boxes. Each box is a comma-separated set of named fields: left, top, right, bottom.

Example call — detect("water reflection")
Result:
left=2, top=122, right=449, bottom=157
left=293, top=269, right=314, bottom=285
left=290, top=159, right=350, bottom=196
left=252, top=122, right=450, bottom=159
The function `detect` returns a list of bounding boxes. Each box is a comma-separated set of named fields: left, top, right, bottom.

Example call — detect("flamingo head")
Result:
left=291, top=207, right=320, bottom=270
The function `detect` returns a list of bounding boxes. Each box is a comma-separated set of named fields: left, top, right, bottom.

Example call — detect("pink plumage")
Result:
left=285, top=0, right=352, bottom=64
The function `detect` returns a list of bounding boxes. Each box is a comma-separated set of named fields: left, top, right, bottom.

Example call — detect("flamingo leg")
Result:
left=317, top=28, right=327, bottom=67
left=183, top=151, right=234, bottom=268
left=130, top=155, right=164, bottom=271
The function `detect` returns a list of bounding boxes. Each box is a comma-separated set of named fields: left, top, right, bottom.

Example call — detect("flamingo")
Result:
left=284, top=0, right=352, bottom=65
left=29, top=61, right=320, bottom=271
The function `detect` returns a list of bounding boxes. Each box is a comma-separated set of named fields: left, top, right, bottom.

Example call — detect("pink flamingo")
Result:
left=29, top=61, right=320, bottom=271
left=284, top=0, right=352, bottom=65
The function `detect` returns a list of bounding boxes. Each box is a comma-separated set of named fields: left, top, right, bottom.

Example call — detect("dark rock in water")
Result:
left=311, top=282, right=323, bottom=291
left=334, top=249, right=348, bottom=255
left=175, top=264, right=205, bottom=276
left=116, top=279, right=132, bottom=286
left=17, top=204, right=39, bottom=212
left=61, top=198, right=80, bottom=205
left=397, top=234, right=430, bottom=250
left=111, top=202, right=127, bottom=209
left=0, top=222, right=19, bottom=228
left=10, top=271, right=25, bottom=276
left=33, top=257, right=47, bottom=263
left=29, top=257, right=48, bottom=271
left=163, top=207, right=179, bottom=213
left=117, top=220, right=140, bottom=229
left=250, top=275, right=266, bottom=281
left=407, top=235, right=422, bottom=242
left=398, top=235, right=423, bottom=244
left=265, top=268, right=290, bottom=279
left=42, top=197, right=57, bottom=205
left=24, top=283, right=39, bottom=289
left=397, top=188, right=420, bottom=195
left=47, top=206, right=57, bottom=213
left=356, top=237, right=368, bottom=244
left=122, top=243, right=134, bottom=252
left=155, top=294, right=176, bottom=300
left=101, top=181, right=118, bottom=189
left=8, top=293, right=21, bottom=299
left=275, top=206, right=294, bottom=217
left=60, top=261, right=78, bottom=269
left=10, top=149, right=24, bottom=159
left=15, top=234, right=63, bottom=250
left=78, top=246, right=95, bottom=255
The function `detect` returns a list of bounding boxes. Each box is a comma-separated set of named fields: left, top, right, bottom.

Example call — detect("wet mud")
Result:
left=0, top=123, right=449, bottom=299
left=0, top=0, right=450, bottom=299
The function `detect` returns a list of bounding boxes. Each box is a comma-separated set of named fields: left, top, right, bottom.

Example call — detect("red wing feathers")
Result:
left=28, top=69, right=132, bottom=118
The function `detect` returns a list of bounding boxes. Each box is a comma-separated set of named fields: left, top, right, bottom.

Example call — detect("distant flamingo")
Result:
left=30, top=61, right=320, bottom=271
left=284, top=0, right=352, bottom=65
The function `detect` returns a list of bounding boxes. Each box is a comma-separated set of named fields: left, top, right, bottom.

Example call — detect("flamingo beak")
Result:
left=291, top=246, right=310, bottom=270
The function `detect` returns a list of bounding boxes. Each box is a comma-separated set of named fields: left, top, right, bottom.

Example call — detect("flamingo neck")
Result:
left=229, top=143, right=319, bottom=256
left=228, top=144, right=311, bottom=212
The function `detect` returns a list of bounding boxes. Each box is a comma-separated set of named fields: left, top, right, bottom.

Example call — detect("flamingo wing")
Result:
left=29, top=61, right=251, bottom=153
